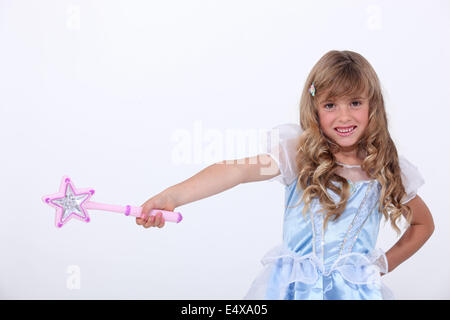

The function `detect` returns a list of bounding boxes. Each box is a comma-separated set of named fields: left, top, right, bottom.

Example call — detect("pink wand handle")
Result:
left=85, top=201, right=183, bottom=223
left=129, top=206, right=183, bottom=223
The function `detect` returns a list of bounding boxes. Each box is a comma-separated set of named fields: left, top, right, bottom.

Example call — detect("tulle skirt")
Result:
left=244, top=244, right=395, bottom=300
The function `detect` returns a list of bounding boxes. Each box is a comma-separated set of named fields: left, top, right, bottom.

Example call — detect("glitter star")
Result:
left=42, top=176, right=94, bottom=228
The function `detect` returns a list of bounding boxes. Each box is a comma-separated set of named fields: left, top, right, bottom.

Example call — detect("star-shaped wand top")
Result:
left=42, top=176, right=94, bottom=228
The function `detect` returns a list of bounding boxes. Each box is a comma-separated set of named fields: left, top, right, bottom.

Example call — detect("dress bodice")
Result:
left=283, top=178, right=382, bottom=274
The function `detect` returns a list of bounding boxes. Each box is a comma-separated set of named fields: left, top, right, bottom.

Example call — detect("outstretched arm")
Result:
left=167, top=154, right=280, bottom=208
left=138, top=154, right=280, bottom=228
left=384, top=195, right=434, bottom=274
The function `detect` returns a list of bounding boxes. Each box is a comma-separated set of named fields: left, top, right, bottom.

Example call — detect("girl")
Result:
left=136, top=50, right=434, bottom=300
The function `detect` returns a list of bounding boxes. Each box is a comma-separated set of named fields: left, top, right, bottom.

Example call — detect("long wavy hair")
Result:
left=291, top=50, right=412, bottom=235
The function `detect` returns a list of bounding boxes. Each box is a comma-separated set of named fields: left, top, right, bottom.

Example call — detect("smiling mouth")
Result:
left=334, top=126, right=357, bottom=136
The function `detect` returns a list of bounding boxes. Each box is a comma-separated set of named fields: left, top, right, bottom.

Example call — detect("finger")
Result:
left=143, top=205, right=155, bottom=222
left=154, top=212, right=162, bottom=226
left=144, top=214, right=155, bottom=228
left=136, top=210, right=149, bottom=224
left=140, top=207, right=149, bottom=220
left=157, top=216, right=166, bottom=228
left=137, top=214, right=147, bottom=226
left=141, top=212, right=150, bottom=224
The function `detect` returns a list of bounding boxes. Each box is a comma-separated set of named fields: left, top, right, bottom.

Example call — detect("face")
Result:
left=317, top=94, right=369, bottom=151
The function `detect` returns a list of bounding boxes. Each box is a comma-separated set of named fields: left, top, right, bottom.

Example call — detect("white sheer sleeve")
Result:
left=399, top=155, right=425, bottom=204
left=259, top=123, right=303, bottom=186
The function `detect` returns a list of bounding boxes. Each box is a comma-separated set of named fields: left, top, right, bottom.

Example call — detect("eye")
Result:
left=324, top=103, right=335, bottom=110
left=351, top=101, right=362, bottom=107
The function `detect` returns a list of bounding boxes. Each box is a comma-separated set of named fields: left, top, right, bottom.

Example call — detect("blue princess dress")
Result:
left=244, top=123, right=425, bottom=300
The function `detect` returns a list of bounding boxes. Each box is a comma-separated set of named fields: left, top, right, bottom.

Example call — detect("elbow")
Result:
left=429, top=220, right=435, bottom=236
left=429, top=210, right=435, bottom=234
left=426, top=215, right=435, bottom=239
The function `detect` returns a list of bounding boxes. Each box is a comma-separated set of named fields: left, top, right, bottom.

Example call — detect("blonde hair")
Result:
left=291, top=50, right=412, bottom=235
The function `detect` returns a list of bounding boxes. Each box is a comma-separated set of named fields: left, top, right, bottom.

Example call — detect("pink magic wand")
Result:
left=42, top=176, right=182, bottom=228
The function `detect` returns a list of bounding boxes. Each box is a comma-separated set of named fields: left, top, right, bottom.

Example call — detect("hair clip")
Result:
left=309, top=82, right=316, bottom=97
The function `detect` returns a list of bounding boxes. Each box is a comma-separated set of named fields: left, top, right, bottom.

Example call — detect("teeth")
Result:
left=336, top=126, right=355, bottom=133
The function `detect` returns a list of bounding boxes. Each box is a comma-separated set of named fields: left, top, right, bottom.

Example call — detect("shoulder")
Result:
left=397, top=154, right=425, bottom=204
left=263, top=123, right=303, bottom=148
left=398, top=154, right=424, bottom=183
left=398, top=155, right=420, bottom=172
left=269, top=123, right=303, bottom=138
left=260, top=123, right=303, bottom=186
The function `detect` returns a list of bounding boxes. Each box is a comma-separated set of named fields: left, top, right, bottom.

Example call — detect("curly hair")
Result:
left=290, top=50, right=412, bottom=236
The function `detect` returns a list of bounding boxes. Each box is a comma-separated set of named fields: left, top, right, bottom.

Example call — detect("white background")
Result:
left=0, top=0, right=449, bottom=299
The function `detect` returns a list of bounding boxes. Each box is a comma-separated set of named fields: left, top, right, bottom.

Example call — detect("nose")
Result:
left=337, top=105, right=353, bottom=122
